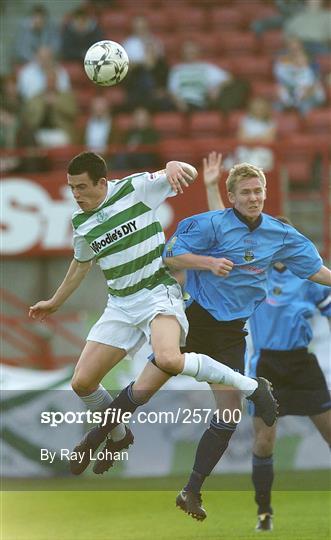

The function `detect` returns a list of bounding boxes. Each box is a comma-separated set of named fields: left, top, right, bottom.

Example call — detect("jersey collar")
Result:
left=233, top=208, right=262, bottom=231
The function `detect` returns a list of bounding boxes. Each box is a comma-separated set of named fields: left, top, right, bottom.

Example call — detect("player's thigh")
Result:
left=73, top=341, right=126, bottom=390
left=133, top=361, right=171, bottom=402
left=150, top=314, right=182, bottom=356
left=253, top=416, right=277, bottom=455
left=310, top=409, right=331, bottom=445
left=210, top=383, right=243, bottom=412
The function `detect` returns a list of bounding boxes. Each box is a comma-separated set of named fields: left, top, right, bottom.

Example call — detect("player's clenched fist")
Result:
left=166, top=161, right=198, bottom=194
left=209, top=258, right=234, bottom=277
left=29, top=300, right=58, bottom=322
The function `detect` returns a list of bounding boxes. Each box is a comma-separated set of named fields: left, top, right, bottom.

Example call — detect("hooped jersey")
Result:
left=72, top=171, right=177, bottom=297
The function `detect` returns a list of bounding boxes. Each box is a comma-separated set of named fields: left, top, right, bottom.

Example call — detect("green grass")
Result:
left=2, top=473, right=330, bottom=540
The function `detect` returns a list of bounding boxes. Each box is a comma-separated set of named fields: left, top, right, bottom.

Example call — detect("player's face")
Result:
left=228, top=176, right=266, bottom=222
left=67, top=172, right=107, bottom=211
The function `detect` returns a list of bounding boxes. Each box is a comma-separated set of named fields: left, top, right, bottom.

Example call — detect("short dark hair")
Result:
left=67, top=152, right=107, bottom=184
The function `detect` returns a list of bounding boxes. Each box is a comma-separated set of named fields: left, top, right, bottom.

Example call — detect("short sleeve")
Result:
left=132, top=170, right=176, bottom=210
left=73, top=229, right=95, bottom=262
left=164, top=215, right=216, bottom=258
left=273, top=225, right=322, bottom=279
left=307, top=283, right=331, bottom=317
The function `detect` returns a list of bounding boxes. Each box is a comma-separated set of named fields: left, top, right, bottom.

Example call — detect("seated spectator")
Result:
left=251, top=0, right=302, bottom=36
left=284, top=0, right=331, bottom=56
left=113, top=107, right=160, bottom=170
left=237, top=97, right=276, bottom=143
left=274, top=37, right=326, bottom=115
left=122, top=16, right=170, bottom=111
left=17, top=46, right=71, bottom=100
left=83, top=95, right=117, bottom=151
left=21, top=68, right=77, bottom=147
left=14, top=4, right=60, bottom=64
left=167, top=41, right=231, bottom=112
left=61, top=7, right=103, bottom=62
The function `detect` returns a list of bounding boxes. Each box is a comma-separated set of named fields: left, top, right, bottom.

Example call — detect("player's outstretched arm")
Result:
left=29, top=259, right=92, bottom=321
left=165, top=161, right=198, bottom=194
left=308, top=265, right=331, bottom=287
left=166, top=253, right=233, bottom=277
left=203, top=151, right=226, bottom=211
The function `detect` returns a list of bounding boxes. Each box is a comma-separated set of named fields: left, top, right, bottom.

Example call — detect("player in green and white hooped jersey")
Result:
left=29, top=151, right=269, bottom=474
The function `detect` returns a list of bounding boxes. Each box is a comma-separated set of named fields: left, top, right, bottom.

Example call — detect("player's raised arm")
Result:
left=29, top=258, right=92, bottom=321
left=165, top=160, right=198, bottom=194
left=308, top=265, right=331, bottom=287
left=203, top=151, right=226, bottom=211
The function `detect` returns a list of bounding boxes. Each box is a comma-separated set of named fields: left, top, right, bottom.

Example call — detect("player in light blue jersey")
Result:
left=248, top=228, right=331, bottom=532
left=165, top=155, right=330, bottom=520
left=202, top=154, right=331, bottom=530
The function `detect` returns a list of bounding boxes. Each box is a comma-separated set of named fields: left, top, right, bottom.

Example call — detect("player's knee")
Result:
left=71, top=372, right=96, bottom=396
left=154, top=351, right=182, bottom=375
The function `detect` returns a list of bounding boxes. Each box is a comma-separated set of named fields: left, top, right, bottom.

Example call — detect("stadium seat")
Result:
left=274, top=112, right=302, bottom=137
left=165, top=7, right=206, bottom=31
left=231, top=55, right=273, bottom=80
left=107, top=86, right=126, bottom=108
left=226, top=110, right=246, bottom=136
left=63, top=62, right=89, bottom=86
left=260, top=30, right=285, bottom=56
left=316, top=55, right=331, bottom=77
left=251, top=81, right=279, bottom=100
left=158, top=138, right=195, bottom=163
left=152, top=113, right=186, bottom=139
left=76, top=87, right=98, bottom=111
left=219, top=32, right=257, bottom=56
left=189, top=111, right=225, bottom=138
left=304, top=108, right=331, bottom=135
left=240, top=2, right=278, bottom=25
left=209, top=7, right=243, bottom=29
left=114, top=113, right=133, bottom=132
left=99, top=11, right=131, bottom=34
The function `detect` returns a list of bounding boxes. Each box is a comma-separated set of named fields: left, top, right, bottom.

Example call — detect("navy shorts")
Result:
left=181, top=301, right=248, bottom=374
left=255, top=348, right=331, bottom=417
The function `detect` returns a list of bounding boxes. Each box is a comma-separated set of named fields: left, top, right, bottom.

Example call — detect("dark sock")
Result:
left=184, top=416, right=237, bottom=493
left=99, top=382, right=143, bottom=437
left=252, top=453, right=274, bottom=514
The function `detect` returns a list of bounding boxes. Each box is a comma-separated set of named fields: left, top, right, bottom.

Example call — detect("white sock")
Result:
left=80, top=385, right=126, bottom=441
left=181, top=352, right=258, bottom=397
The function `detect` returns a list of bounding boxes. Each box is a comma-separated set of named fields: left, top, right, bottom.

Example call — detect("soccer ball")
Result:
left=84, top=40, right=129, bottom=86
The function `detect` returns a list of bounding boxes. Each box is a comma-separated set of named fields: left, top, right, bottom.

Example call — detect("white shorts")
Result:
left=87, top=283, right=188, bottom=356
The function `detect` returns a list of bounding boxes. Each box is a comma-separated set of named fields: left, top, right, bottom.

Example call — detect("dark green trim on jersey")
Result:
left=95, top=222, right=163, bottom=259
left=84, top=202, right=151, bottom=244
left=72, top=179, right=134, bottom=229
left=103, top=244, right=164, bottom=280
left=108, top=267, right=176, bottom=297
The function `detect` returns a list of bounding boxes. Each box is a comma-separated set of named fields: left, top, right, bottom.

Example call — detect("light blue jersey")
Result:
left=164, top=208, right=322, bottom=321
left=250, top=266, right=331, bottom=351
left=248, top=266, right=330, bottom=375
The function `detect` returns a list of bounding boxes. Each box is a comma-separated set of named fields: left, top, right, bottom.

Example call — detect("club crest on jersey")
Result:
left=243, top=249, right=255, bottom=262
left=166, top=236, right=177, bottom=257
left=273, top=287, right=282, bottom=295
left=96, top=210, right=107, bottom=223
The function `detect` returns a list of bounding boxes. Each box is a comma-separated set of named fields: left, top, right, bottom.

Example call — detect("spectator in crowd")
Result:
left=21, top=67, right=77, bottom=147
left=14, top=4, right=60, bottom=64
left=122, top=16, right=170, bottom=111
left=167, top=41, right=231, bottom=112
left=237, top=97, right=276, bottom=143
left=113, top=107, right=160, bottom=170
left=251, top=0, right=302, bottom=36
left=0, top=74, right=34, bottom=148
left=284, top=0, right=331, bottom=56
left=83, top=95, right=116, bottom=152
left=61, top=7, right=104, bottom=61
left=273, top=37, right=326, bottom=115
left=17, top=46, right=71, bottom=100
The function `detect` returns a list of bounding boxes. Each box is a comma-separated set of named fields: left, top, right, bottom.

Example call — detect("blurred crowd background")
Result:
left=1, top=0, right=330, bottom=370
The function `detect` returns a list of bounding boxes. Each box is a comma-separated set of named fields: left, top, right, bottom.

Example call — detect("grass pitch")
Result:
left=2, top=472, right=330, bottom=540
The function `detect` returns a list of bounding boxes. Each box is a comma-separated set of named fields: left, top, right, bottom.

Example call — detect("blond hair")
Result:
left=226, top=163, right=266, bottom=193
